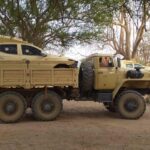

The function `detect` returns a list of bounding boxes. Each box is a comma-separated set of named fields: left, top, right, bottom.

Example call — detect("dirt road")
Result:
left=0, top=100, right=150, bottom=150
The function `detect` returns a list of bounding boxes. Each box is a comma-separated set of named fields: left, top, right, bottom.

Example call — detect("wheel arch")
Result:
left=113, top=79, right=150, bottom=99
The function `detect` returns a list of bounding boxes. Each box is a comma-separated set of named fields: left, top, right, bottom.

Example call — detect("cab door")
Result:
left=94, top=56, right=118, bottom=90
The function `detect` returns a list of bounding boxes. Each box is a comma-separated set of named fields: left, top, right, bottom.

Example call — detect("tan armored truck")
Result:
left=0, top=36, right=149, bottom=123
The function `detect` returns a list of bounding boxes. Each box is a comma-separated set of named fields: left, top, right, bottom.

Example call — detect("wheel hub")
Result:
left=4, top=102, right=17, bottom=114
left=124, top=100, right=138, bottom=112
left=42, top=101, right=54, bottom=113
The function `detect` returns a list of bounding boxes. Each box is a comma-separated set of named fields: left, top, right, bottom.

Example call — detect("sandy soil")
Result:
left=0, top=100, right=150, bottom=150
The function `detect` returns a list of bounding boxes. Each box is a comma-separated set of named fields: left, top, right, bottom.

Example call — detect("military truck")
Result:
left=0, top=36, right=149, bottom=123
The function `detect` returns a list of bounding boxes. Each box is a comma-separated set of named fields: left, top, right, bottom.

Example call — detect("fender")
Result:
left=112, top=78, right=150, bottom=99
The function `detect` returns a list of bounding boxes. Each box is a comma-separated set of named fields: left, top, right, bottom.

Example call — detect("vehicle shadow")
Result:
left=61, top=109, right=119, bottom=120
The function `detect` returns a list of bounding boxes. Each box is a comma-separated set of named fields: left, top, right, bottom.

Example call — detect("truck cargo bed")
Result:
left=0, top=60, right=78, bottom=89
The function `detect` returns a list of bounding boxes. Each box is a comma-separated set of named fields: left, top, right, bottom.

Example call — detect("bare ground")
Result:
left=0, top=100, right=150, bottom=150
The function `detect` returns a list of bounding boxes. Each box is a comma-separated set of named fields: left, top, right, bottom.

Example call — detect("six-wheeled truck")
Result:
left=0, top=36, right=150, bottom=123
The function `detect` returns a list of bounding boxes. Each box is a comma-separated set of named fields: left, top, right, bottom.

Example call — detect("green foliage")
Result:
left=0, top=0, right=123, bottom=49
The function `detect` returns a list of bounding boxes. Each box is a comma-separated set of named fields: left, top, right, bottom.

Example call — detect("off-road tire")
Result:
left=117, top=90, right=146, bottom=119
left=79, top=62, right=94, bottom=93
left=103, top=103, right=116, bottom=112
left=32, top=91, right=62, bottom=121
left=0, top=91, right=27, bottom=123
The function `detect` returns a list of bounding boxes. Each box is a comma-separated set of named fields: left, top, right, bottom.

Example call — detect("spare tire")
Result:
left=79, top=62, right=94, bottom=94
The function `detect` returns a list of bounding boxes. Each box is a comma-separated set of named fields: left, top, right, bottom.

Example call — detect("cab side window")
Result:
left=99, top=57, right=114, bottom=67
left=0, top=44, right=17, bottom=54
left=22, top=45, right=42, bottom=56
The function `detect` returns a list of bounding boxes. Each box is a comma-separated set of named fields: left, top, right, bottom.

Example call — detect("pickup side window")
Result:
left=22, top=45, right=42, bottom=56
left=0, top=44, right=17, bottom=54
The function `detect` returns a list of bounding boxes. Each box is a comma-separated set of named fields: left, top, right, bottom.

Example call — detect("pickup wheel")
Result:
left=32, top=91, right=62, bottom=121
left=0, top=91, right=27, bottom=123
left=117, top=91, right=146, bottom=119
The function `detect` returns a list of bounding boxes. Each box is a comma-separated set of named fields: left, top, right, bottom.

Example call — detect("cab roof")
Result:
left=0, top=35, right=27, bottom=44
left=88, top=53, right=114, bottom=57
left=84, top=53, right=113, bottom=60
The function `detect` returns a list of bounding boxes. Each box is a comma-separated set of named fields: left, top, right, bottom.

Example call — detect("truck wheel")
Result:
left=79, top=62, right=94, bottom=93
left=0, top=91, right=27, bottom=123
left=117, top=91, right=146, bottom=119
left=103, top=103, right=116, bottom=112
left=32, top=91, right=62, bottom=121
